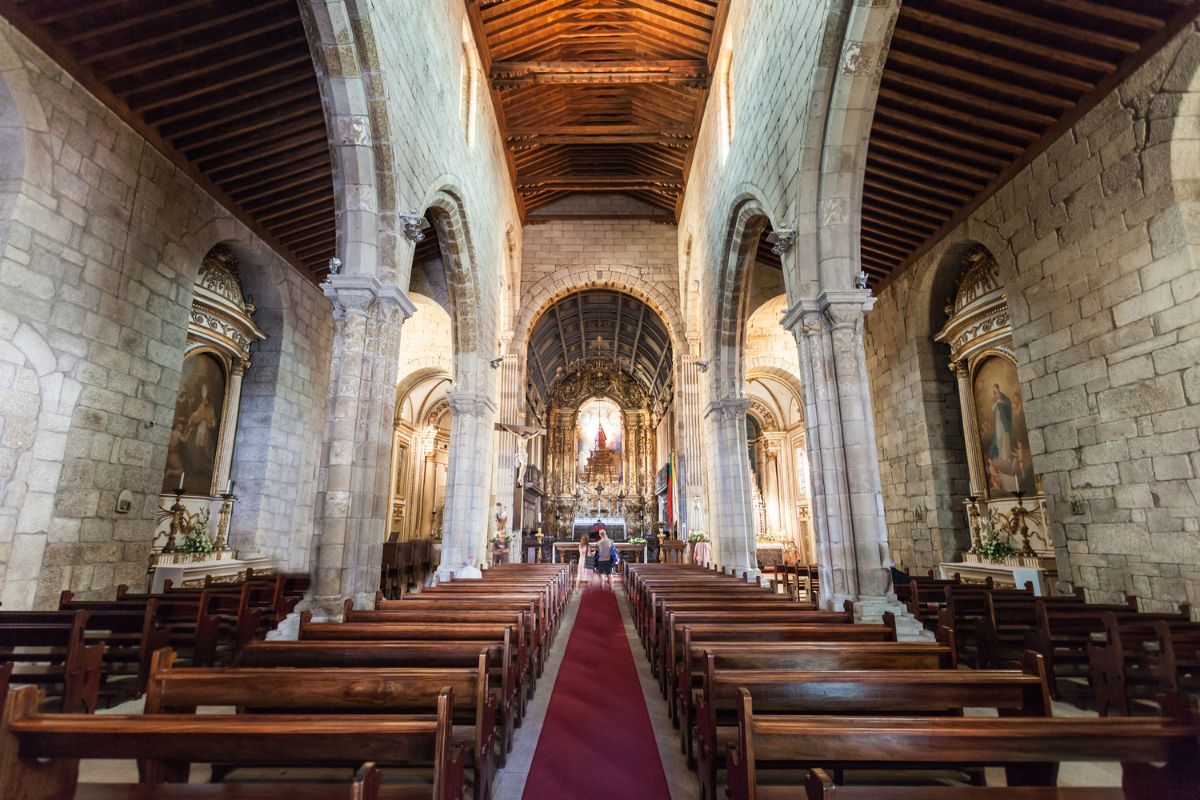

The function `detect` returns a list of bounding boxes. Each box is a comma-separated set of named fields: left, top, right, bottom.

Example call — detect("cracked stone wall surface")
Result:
left=0, top=20, right=332, bottom=607
left=866, top=24, right=1200, bottom=610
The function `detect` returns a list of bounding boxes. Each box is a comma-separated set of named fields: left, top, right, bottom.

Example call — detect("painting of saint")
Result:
left=972, top=356, right=1036, bottom=497
left=162, top=353, right=226, bottom=495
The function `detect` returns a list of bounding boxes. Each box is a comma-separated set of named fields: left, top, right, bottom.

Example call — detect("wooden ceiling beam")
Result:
left=905, top=7, right=1118, bottom=74
left=868, top=151, right=985, bottom=193
left=132, top=55, right=312, bottom=113
left=491, top=59, right=707, bottom=86
left=876, top=87, right=1040, bottom=142
left=508, top=133, right=691, bottom=145
left=868, top=137, right=996, bottom=181
left=58, top=0, right=214, bottom=45
left=940, top=0, right=1140, bottom=54
left=1039, top=0, right=1166, bottom=31
left=885, top=71, right=1057, bottom=127
left=887, top=50, right=1075, bottom=110
left=865, top=163, right=973, bottom=203
left=871, top=121, right=1008, bottom=169
left=862, top=176, right=959, bottom=214
left=517, top=175, right=682, bottom=187
left=874, top=106, right=1024, bottom=155
left=97, top=18, right=299, bottom=81
left=891, top=30, right=1094, bottom=94
left=76, top=1, right=282, bottom=65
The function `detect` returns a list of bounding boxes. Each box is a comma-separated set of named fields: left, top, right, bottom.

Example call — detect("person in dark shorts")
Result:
left=594, top=528, right=614, bottom=589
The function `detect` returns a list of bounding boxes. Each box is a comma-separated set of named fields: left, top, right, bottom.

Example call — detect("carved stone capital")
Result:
left=704, top=396, right=750, bottom=422
left=446, top=390, right=498, bottom=417
left=819, top=290, right=876, bottom=332
left=322, top=275, right=417, bottom=321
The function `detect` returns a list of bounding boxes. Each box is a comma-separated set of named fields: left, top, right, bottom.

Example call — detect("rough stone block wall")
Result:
left=0, top=21, right=332, bottom=607
left=680, top=0, right=827, bottom=327
left=866, top=25, right=1200, bottom=609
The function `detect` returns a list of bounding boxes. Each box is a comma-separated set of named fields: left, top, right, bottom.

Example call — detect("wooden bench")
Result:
left=146, top=648, right=495, bottom=800
left=667, top=619, right=897, bottom=720
left=698, top=654, right=1051, bottom=800
left=0, top=610, right=103, bottom=712
left=0, top=684, right=465, bottom=799
left=726, top=691, right=1199, bottom=800
left=236, top=638, right=518, bottom=757
left=60, top=593, right=220, bottom=670
left=675, top=638, right=958, bottom=763
left=1029, top=601, right=1191, bottom=699
left=1087, top=612, right=1200, bottom=715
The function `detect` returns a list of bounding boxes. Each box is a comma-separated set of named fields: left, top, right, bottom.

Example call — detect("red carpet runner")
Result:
left=521, top=587, right=671, bottom=800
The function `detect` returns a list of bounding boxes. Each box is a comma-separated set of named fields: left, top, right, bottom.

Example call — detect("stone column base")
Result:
left=851, top=595, right=934, bottom=642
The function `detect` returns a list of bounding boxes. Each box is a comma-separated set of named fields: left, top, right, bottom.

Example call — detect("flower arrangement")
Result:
left=977, top=529, right=1016, bottom=563
left=629, top=537, right=648, bottom=546
left=180, top=518, right=214, bottom=556
left=687, top=532, right=709, bottom=544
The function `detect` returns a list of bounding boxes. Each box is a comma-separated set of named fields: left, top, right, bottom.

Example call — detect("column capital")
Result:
left=322, top=275, right=417, bottom=320
left=704, top=396, right=750, bottom=422
left=446, top=390, right=498, bottom=416
left=780, top=290, right=876, bottom=334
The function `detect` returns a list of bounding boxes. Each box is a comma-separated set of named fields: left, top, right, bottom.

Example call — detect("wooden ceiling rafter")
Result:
left=0, top=0, right=337, bottom=280
left=864, top=0, right=1200, bottom=290
left=468, top=0, right=725, bottom=217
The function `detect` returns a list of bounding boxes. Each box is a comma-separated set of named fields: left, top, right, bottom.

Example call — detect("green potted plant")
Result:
left=180, top=518, right=214, bottom=560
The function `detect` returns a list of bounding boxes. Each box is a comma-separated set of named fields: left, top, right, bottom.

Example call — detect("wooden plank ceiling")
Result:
left=864, top=0, right=1200, bottom=287
left=466, top=0, right=727, bottom=216
left=527, top=288, right=673, bottom=404
left=0, top=0, right=334, bottom=280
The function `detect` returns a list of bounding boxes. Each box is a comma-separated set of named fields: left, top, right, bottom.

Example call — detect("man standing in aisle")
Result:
left=594, top=528, right=615, bottom=590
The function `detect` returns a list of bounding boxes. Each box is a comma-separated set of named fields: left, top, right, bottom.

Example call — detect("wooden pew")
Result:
left=675, top=637, right=958, bottom=763
left=0, top=684, right=465, bottom=799
left=0, top=606, right=169, bottom=700
left=1029, top=601, right=1191, bottom=700
left=236, top=638, right=518, bottom=758
left=1087, top=613, right=1200, bottom=715
left=725, top=691, right=1200, bottom=800
left=658, top=606, right=854, bottom=692
left=666, top=618, right=897, bottom=719
left=60, top=593, right=220, bottom=670
left=146, top=648, right=495, bottom=800
left=0, top=610, right=103, bottom=712
left=696, top=654, right=1052, bottom=800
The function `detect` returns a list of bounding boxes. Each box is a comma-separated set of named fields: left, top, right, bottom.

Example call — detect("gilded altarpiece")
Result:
left=543, top=360, right=658, bottom=539
left=935, top=247, right=1056, bottom=586
left=153, top=245, right=266, bottom=573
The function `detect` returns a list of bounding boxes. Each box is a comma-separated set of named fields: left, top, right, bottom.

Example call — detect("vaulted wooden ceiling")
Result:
left=527, top=289, right=673, bottom=405
left=0, top=0, right=334, bottom=280
left=466, top=0, right=728, bottom=217
left=864, top=0, right=1200, bottom=287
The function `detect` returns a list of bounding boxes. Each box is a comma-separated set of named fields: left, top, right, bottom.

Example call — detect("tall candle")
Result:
left=226, top=480, right=233, bottom=495
left=178, top=471, right=185, bottom=491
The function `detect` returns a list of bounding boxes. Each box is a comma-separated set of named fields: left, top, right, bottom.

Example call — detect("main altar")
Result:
left=539, top=357, right=661, bottom=542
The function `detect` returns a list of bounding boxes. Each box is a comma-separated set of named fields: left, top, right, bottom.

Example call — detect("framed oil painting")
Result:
left=162, top=352, right=226, bottom=495
left=972, top=355, right=1036, bottom=497
left=576, top=396, right=623, bottom=480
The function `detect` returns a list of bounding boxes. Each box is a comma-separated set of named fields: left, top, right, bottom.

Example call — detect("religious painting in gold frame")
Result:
left=162, top=351, right=227, bottom=495
left=971, top=354, right=1036, bottom=498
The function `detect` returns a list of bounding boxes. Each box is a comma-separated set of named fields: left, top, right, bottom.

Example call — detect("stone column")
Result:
left=492, top=336, right=523, bottom=545
left=783, top=291, right=891, bottom=608
left=214, top=358, right=247, bottom=493
left=762, top=436, right=784, bottom=533
left=437, top=390, right=498, bottom=579
left=312, top=276, right=415, bottom=615
left=676, top=354, right=707, bottom=537
left=704, top=397, right=758, bottom=579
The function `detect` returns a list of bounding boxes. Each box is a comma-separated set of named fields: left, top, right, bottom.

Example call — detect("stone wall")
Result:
left=865, top=24, right=1200, bottom=609
left=0, top=21, right=332, bottom=607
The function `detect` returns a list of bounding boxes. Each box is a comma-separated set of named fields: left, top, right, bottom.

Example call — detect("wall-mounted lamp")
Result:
left=854, top=270, right=869, bottom=290
left=695, top=360, right=710, bottom=373
left=489, top=357, right=503, bottom=369
left=400, top=212, right=431, bottom=243
left=328, top=256, right=343, bottom=275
